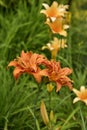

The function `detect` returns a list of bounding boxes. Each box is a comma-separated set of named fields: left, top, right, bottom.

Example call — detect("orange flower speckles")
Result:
left=8, top=51, right=48, bottom=83
left=40, top=1, right=68, bottom=19
left=45, top=17, right=69, bottom=36
left=73, top=86, right=87, bottom=105
left=45, top=61, right=73, bottom=92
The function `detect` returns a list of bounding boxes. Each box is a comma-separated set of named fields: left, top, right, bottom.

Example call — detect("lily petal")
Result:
left=73, top=88, right=81, bottom=97
left=73, top=97, right=80, bottom=103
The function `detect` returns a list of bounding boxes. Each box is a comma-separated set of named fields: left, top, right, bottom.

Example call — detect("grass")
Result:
left=0, top=0, right=87, bottom=130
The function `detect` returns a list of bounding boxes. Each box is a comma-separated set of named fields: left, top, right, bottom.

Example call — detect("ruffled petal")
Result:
left=56, top=82, right=62, bottom=92
left=8, top=60, right=18, bottom=67
left=13, top=67, right=25, bottom=79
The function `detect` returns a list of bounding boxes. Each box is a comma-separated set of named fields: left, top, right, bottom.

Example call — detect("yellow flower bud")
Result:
left=47, top=83, right=54, bottom=92
left=55, top=127, right=61, bottom=130
left=50, top=110, right=54, bottom=121
left=40, top=101, right=49, bottom=125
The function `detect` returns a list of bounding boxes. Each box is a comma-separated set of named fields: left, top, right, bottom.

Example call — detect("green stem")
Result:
left=33, top=83, right=41, bottom=130
left=4, top=115, right=9, bottom=130
left=49, top=92, right=52, bottom=112
left=79, top=106, right=86, bottom=130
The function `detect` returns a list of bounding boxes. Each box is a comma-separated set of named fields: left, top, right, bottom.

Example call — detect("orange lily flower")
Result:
left=42, top=37, right=67, bottom=59
left=8, top=51, right=48, bottom=83
left=45, top=17, right=69, bottom=36
left=45, top=60, right=73, bottom=92
left=73, top=86, right=87, bottom=105
left=40, top=1, right=68, bottom=19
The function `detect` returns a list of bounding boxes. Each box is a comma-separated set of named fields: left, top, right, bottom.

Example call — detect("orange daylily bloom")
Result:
left=40, top=1, right=68, bottom=19
left=42, top=37, right=67, bottom=59
left=45, top=60, right=73, bottom=92
left=8, top=51, right=48, bottom=83
left=73, top=86, right=87, bottom=105
left=45, top=17, right=69, bottom=36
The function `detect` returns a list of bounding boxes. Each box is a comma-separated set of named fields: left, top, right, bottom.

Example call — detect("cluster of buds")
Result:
left=40, top=101, right=61, bottom=130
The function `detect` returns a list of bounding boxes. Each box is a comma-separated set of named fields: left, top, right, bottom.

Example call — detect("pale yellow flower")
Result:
left=73, top=86, right=87, bottom=105
left=45, top=17, right=69, bottom=36
left=42, top=37, right=67, bottom=59
left=40, top=1, right=69, bottom=19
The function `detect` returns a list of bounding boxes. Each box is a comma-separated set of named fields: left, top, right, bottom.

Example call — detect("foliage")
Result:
left=0, top=0, right=87, bottom=130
